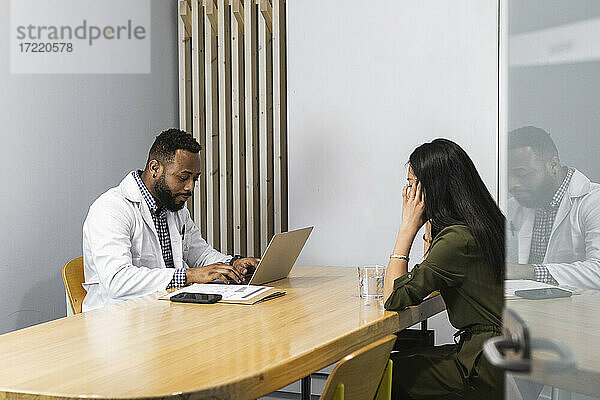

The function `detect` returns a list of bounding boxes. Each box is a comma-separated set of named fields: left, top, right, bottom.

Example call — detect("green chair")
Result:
left=320, top=335, right=396, bottom=400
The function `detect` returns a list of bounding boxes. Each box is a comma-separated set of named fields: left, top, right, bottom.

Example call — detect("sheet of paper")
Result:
left=168, top=283, right=271, bottom=301
left=504, top=279, right=572, bottom=298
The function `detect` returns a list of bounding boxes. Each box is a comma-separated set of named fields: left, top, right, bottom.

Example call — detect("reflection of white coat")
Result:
left=82, top=172, right=230, bottom=311
left=507, top=169, right=600, bottom=290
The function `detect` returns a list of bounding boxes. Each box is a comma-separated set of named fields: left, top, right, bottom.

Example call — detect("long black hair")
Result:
left=409, top=139, right=505, bottom=281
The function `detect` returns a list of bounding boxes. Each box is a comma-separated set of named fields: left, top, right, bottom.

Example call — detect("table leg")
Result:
left=421, top=319, right=428, bottom=331
left=301, top=376, right=311, bottom=400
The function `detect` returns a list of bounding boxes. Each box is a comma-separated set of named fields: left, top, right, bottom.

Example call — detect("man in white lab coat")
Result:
left=506, top=126, right=600, bottom=290
left=82, top=129, right=259, bottom=311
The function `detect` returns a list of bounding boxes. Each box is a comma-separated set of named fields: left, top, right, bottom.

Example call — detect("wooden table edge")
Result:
left=0, top=289, right=446, bottom=400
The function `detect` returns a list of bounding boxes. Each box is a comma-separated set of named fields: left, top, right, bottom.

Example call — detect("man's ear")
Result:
left=148, top=160, right=163, bottom=179
left=546, top=155, right=561, bottom=177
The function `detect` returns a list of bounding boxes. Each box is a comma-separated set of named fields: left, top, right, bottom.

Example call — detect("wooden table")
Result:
left=507, top=289, right=600, bottom=396
left=0, top=266, right=445, bottom=400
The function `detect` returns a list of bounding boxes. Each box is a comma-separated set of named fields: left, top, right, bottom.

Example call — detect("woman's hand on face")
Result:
left=401, top=180, right=426, bottom=233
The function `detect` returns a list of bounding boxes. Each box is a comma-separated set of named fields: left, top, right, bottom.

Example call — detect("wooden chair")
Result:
left=320, top=335, right=396, bottom=400
left=62, top=256, right=87, bottom=314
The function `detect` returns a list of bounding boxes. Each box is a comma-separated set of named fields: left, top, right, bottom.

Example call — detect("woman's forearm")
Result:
left=383, top=258, right=408, bottom=302
left=383, top=227, right=418, bottom=303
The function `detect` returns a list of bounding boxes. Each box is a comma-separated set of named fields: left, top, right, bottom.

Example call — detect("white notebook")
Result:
left=160, top=283, right=286, bottom=305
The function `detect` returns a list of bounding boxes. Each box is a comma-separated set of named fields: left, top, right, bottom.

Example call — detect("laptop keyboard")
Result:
left=236, top=272, right=254, bottom=284
left=209, top=272, right=254, bottom=285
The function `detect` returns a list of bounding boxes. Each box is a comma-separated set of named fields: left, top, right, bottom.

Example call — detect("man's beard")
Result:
left=154, top=175, right=190, bottom=212
left=513, top=172, right=557, bottom=208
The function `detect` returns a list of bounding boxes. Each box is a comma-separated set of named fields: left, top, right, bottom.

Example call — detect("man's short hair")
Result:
left=508, top=126, right=559, bottom=161
left=146, top=128, right=201, bottom=167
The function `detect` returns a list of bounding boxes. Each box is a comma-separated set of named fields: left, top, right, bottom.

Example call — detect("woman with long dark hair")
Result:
left=383, top=139, right=504, bottom=400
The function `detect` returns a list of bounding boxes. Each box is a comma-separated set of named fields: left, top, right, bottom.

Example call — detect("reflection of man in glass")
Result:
left=506, top=126, right=600, bottom=289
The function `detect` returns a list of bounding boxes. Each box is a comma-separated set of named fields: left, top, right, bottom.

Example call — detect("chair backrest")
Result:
left=320, top=335, right=397, bottom=400
left=62, top=256, right=87, bottom=314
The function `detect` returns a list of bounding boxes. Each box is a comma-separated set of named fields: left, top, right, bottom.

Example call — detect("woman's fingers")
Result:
left=415, top=181, right=422, bottom=202
left=409, top=181, right=417, bottom=200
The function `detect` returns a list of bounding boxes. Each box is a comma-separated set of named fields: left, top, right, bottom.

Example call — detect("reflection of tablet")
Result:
left=515, top=288, right=572, bottom=300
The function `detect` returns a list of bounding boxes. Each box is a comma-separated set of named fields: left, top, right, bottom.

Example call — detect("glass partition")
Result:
left=503, top=1, right=600, bottom=399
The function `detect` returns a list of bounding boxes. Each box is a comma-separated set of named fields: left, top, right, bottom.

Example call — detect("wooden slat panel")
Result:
left=191, top=0, right=208, bottom=237
left=231, top=6, right=247, bottom=255
left=179, top=1, right=193, bottom=36
left=272, top=0, right=287, bottom=233
left=259, top=0, right=272, bottom=33
left=258, top=11, right=274, bottom=253
left=244, top=0, right=260, bottom=257
left=184, top=0, right=285, bottom=256
left=177, top=19, right=186, bottom=128
left=178, top=2, right=193, bottom=133
left=232, top=0, right=244, bottom=31
left=205, top=0, right=218, bottom=33
left=204, top=3, right=220, bottom=249
left=179, top=2, right=195, bottom=216
left=218, top=0, right=233, bottom=254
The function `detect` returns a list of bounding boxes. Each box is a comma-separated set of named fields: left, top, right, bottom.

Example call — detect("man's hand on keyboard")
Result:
left=185, top=263, right=244, bottom=284
left=231, top=257, right=260, bottom=278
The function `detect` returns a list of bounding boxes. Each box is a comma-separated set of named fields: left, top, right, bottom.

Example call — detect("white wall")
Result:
left=0, top=0, right=178, bottom=334
left=287, top=0, right=499, bottom=344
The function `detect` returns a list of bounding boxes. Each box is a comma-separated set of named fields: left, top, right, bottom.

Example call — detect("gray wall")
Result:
left=508, top=1, right=600, bottom=183
left=509, top=62, right=600, bottom=183
left=509, top=0, right=600, bottom=35
left=0, top=0, right=178, bottom=334
left=287, top=0, right=499, bottom=344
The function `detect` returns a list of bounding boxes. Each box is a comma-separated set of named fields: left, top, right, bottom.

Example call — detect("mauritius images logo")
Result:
left=11, top=0, right=151, bottom=74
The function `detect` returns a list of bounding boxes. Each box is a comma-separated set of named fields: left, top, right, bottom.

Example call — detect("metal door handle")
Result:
left=483, top=336, right=531, bottom=372
left=483, top=309, right=577, bottom=373
left=530, top=337, right=576, bottom=373
left=484, top=336, right=576, bottom=372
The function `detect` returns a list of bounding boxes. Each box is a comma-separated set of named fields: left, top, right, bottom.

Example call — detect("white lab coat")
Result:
left=507, top=168, right=600, bottom=290
left=82, top=172, right=230, bottom=311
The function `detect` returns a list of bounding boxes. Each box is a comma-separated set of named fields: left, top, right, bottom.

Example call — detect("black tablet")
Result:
left=514, top=288, right=572, bottom=300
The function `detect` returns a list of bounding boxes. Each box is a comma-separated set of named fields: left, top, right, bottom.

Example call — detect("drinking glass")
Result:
left=357, top=265, right=386, bottom=299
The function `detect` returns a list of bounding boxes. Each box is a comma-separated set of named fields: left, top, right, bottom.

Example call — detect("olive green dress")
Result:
left=384, top=225, right=503, bottom=400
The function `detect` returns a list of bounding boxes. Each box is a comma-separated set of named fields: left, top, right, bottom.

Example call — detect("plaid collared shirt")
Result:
left=529, top=168, right=574, bottom=285
left=133, top=171, right=187, bottom=289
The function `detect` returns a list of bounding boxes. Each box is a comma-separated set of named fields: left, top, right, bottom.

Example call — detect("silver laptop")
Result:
left=247, top=226, right=313, bottom=285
